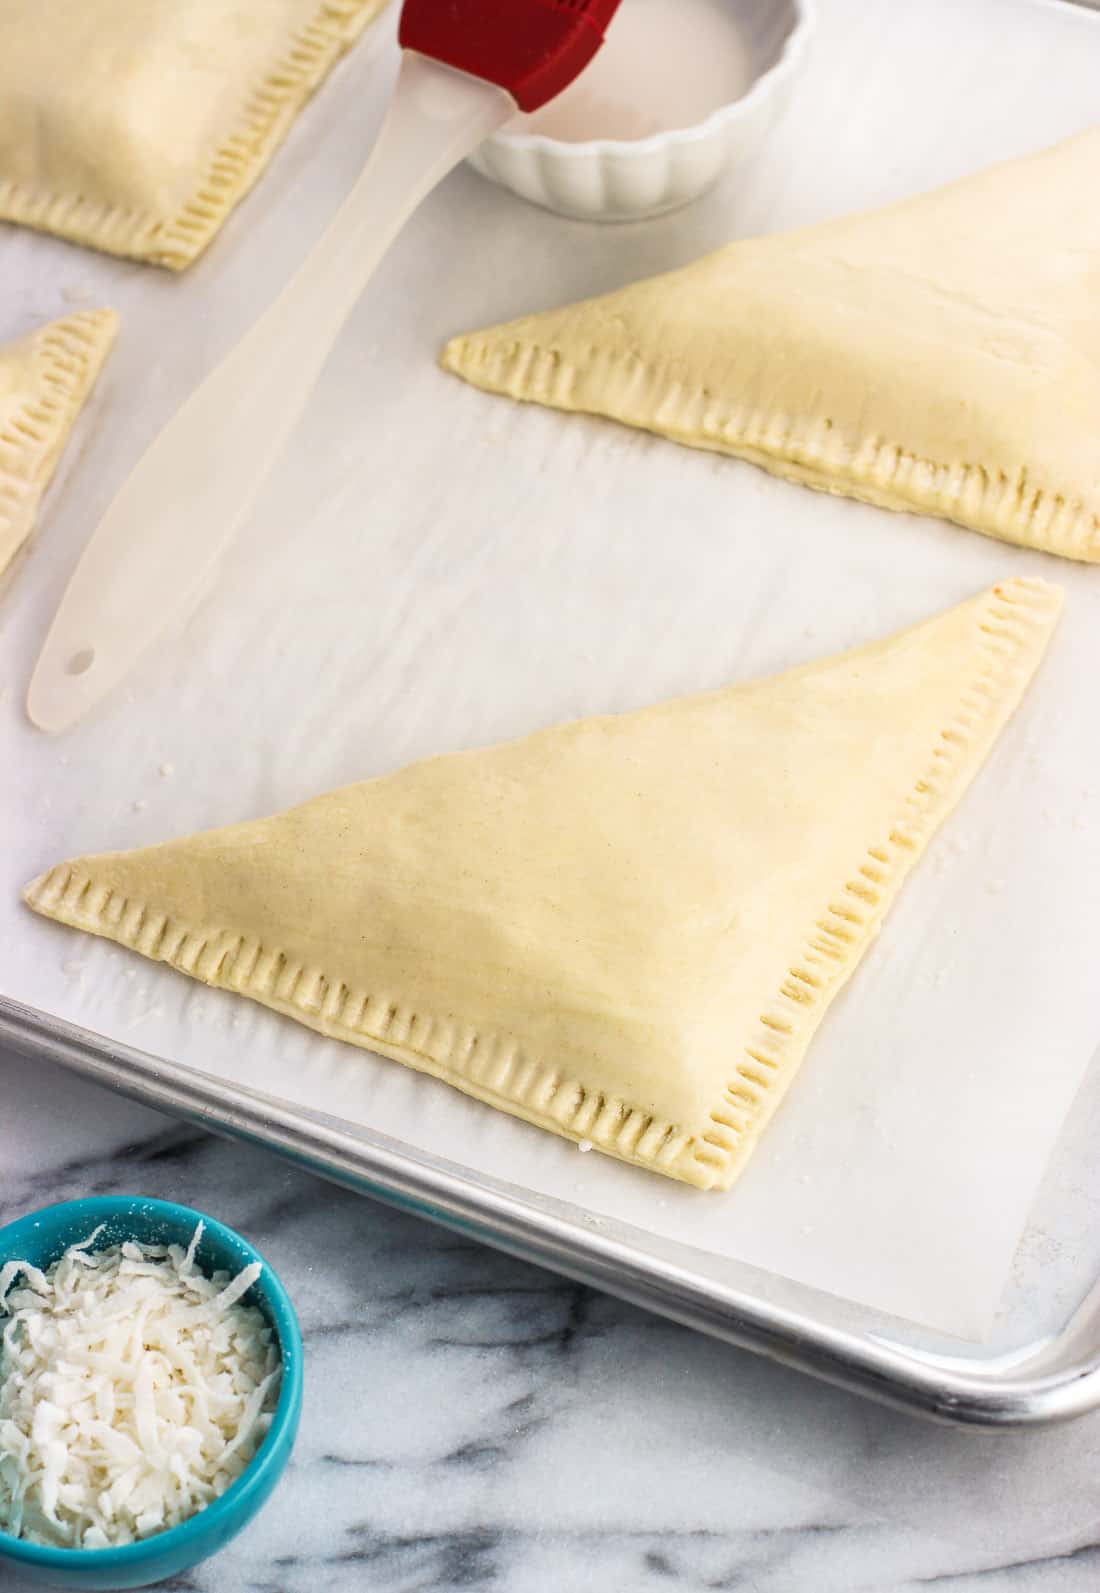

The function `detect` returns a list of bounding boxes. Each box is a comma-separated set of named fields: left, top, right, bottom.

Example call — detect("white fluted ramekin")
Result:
left=467, top=0, right=815, bottom=222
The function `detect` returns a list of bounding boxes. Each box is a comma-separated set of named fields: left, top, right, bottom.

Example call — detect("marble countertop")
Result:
left=2, top=1052, right=1099, bottom=1593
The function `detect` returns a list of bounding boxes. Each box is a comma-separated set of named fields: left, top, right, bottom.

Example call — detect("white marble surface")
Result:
left=4, top=1051, right=1100, bottom=1593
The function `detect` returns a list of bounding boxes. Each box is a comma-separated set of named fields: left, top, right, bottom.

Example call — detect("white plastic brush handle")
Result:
left=29, top=53, right=513, bottom=733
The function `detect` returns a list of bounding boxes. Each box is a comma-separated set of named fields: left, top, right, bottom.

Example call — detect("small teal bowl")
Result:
left=0, top=1196, right=303, bottom=1590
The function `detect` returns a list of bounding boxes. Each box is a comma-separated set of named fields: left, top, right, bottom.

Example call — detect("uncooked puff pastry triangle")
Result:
left=0, top=310, right=117, bottom=587
left=25, top=579, right=1061, bottom=1189
left=0, top=0, right=390, bottom=270
left=444, top=128, right=1100, bottom=562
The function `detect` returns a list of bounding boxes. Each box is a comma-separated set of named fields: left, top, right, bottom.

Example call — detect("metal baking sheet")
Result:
left=5, top=994, right=1100, bottom=1428
left=4, top=0, right=1100, bottom=1424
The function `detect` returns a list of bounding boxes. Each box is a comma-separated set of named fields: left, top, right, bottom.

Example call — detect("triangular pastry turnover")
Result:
left=444, top=129, right=1100, bottom=562
left=0, top=0, right=390, bottom=269
left=25, top=579, right=1061, bottom=1189
left=0, top=310, right=117, bottom=586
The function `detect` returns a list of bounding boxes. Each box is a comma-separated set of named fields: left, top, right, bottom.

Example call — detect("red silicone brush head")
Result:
left=399, top=0, right=623, bottom=114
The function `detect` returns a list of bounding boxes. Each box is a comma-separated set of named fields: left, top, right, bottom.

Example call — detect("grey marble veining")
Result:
left=3, top=1053, right=1100, bottom=1593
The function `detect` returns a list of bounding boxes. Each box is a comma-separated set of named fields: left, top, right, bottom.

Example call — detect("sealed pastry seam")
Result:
left=443, top=337, right=1100, bottom=563
left=442, top=129, right=1100, bottom=561
left=24, top=579, right=1062, bottom=1190
left=0, top=309, right=118, bottom=580
left=704, top=578, right=1063, bottom=1186
left=0, top=0, right=388, bottom=270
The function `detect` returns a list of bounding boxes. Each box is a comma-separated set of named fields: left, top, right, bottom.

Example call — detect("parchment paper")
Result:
left=3, top=0, right=1099, bottom=1338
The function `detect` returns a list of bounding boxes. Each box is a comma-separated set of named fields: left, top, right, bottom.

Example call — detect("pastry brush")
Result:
left=29, top=0, right=622, bottom=732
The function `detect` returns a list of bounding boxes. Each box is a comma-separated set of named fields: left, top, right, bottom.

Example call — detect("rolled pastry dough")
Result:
left=25, top=579, right=1061, bottom=1188
left=0, top=0, right=390, bottom=269
left=0, top=310, right=117, bottom=586
left=444, top=128, right=1100, bottom=562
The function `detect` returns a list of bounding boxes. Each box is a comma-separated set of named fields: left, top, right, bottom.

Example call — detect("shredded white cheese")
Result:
left=0, top=1223, right=280, bottom=1548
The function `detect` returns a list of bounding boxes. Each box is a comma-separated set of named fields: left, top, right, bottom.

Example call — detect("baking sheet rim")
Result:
left=5, top=993, right=1100, bottom=1431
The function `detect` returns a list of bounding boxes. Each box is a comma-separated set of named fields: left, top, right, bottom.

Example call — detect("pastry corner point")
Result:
left=991, top=574, right=1065, bottom=623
